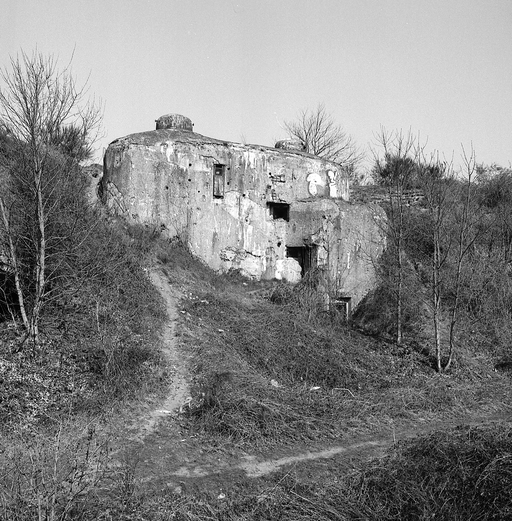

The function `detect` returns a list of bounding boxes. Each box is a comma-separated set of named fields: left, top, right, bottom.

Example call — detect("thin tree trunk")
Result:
left=391, top=182, right=404, bottom=345
left=0, top=196, right=30, bottom=331
left=446, top=254, right=462, bottom=372
left=433, top=228, right=442, bottom=372
left=31, top=165, right=46, bottom=344
left=447, top=160, right=476, bottom=372
left=396, top=230, right=403, bottom=345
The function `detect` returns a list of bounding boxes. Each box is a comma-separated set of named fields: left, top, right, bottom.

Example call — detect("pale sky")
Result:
left=1, top=0, right=511, bottom=171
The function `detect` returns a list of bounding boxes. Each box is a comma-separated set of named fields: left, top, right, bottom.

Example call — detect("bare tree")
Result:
left=419, top=150, right=482, bottom=372
left=283, top=103, right=362, bottom=170
left=446, top=148, right=483, bottom=371
left=419, top=157, right=452, bottom=371
left=0, top=51, right=101, bottom=343
left=372, top=128, right=423, bottom=344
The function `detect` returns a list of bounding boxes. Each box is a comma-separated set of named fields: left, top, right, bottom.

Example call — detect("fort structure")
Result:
left=101, top=114, right=384, bottom=309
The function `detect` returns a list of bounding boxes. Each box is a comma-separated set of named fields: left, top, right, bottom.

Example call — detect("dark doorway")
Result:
left=286, top=245, right=317, bottom=276
left=331, top=296, right=352, bottom=321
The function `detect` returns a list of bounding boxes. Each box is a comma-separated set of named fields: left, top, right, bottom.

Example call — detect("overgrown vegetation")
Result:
left=123, top=241, right=504, bottom=454
left=368, top=133, right=512, bottom=374
left=0, top=51, right=167, bottom=422
left=1, top=51, right=510, bottom=519
left=342, top=424, right=512, bottom=520
left=2, top=216, right=510, bottom=518
left=0, top=53, right=166, bottom=519
left=0, top=51, right=103, bottom=342
left=283, top=102, right=362, bottom=172
left=15, top=424, right=508, bottom=520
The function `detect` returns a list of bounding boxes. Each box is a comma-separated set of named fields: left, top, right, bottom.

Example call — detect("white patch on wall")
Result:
left=306, top=172, right=324, bottom=196
left=327, top=170, right=338, bottom=198
left=166, top=143, right=175, bottom=163
left=159, top=142, right=174, bottom=162
left=223, top=192, right=242, bottom=220
left=243, top=224, right=254, bottom=247
left=243, top=150, right=257, bottom=169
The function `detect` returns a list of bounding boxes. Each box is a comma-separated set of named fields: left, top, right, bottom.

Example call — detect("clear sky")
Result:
left=1, top=0, right=511, bottom=171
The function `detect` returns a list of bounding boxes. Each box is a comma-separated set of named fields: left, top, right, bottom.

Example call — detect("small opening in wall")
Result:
left=277, top=241, right=282, bottom=247
left=267, top=202, right=290, bottom=221
left=189, top=163, right=192, bottom=167
left=330, top=296, right=352, bottom=322
left=286, top=245, right=317, bottom=276
left=165, top=186, right=169, bottom=190
left=213, top=164, right=226, bottom=198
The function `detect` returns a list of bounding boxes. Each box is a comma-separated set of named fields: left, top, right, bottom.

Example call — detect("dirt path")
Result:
left=132, top=271, right=512, bottom=493
left=159, top=413, right=511, bottom=486
left=136, top=268, right=189, bottom=439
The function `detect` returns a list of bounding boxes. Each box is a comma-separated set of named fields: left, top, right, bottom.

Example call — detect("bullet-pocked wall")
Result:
left=101, top=115, right=384, bottom=308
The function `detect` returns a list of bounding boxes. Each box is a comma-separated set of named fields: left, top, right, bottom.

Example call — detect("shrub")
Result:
left=343, top=424, right=512, bottom=520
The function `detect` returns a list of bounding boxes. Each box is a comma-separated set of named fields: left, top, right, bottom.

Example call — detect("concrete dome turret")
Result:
left=155, top=113, right=194, bottom=131
left=274, top=139, right=306, bottom=152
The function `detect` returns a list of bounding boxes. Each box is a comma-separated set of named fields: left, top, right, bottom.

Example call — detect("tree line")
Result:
left=370, top=129, right=512, bottom=372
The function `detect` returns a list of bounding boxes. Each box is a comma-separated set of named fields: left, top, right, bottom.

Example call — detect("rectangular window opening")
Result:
left=330, top=296, right=352, bottom=322
left=213, top=164, right=226, bottom=198
left=267, top=202, right=290, bottom=221
left=286, top=245, right=317, bottom=276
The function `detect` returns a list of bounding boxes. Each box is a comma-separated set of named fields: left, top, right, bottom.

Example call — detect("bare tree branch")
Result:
left=283, top=103, right=363, bottom=170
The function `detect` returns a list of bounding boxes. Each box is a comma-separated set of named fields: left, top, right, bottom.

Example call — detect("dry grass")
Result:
left=2, top=233, right=511, bottom=520
left=167, top=252, right=506, bottom=448
left=340, top=423, right=512, bottom=520
left=70, top=424, right=512, bottom=520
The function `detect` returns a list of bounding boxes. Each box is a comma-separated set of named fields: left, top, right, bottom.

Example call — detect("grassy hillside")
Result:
left=1, top=228, right=511, bottom=520
left=159, top=245, right=506, bottom=450
left=0, top=221, right=167, bottom=431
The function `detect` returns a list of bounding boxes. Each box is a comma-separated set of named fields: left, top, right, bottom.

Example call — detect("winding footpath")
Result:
left=142, top=269, right=190, bottom=437
left=132, top=268, right=512, bottom=492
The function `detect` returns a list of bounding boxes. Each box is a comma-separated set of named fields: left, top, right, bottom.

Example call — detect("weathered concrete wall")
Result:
left=102, top=124, right=384, bottom=308
left=323, top=204, right=384, bottom=307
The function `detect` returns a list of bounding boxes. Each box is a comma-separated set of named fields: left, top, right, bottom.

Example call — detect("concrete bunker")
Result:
left=101, top=113, right=385, bottom=309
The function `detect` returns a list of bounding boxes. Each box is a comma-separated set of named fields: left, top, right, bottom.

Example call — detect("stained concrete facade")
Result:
left=101, top=114, right=384, bottom=308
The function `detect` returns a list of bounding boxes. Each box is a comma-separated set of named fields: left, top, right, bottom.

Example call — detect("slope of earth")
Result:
left=116, top=255, right=512, bottom=500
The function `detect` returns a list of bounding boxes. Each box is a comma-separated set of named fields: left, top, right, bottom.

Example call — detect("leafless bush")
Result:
left=0, top=419, right=111, bottom=520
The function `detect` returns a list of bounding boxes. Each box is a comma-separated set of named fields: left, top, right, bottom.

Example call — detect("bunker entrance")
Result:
left=330, top=296, right=352, bottom=321
left=286, top=245, right=317, bottom=277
